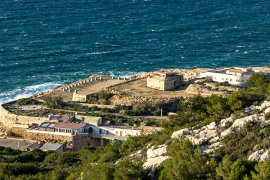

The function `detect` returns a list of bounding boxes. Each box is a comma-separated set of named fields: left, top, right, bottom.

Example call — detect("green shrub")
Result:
left=206, top=86, right=211, bottom=91
left=15, top=98, right=38, bottom=105
left=56, top=152, right=79, bottom=165
left=87, top=91, right=113, bottom=104
left=12, top=149, right=22, bottom=155
left=153, top=110, right=161, bottom=116
left=113, top=105, right=132, bottom=111
left=196, top=81, right=204, bottom=85
left=123, top=110, right=142, bottom=116
left=4, top=147, right=13, bottom=153
left=215, top=81, right=230, bottom=87
left=128, top=120, right=134, bottom=126
left=101, top=108, right=112, bottom=113
left=92, top=106, right=98, bottom=111
left=262, top=128, right=270, bottom=137
left=225, top=121, right=233, bottom=129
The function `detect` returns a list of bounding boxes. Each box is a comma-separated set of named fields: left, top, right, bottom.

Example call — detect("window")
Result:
left=242, top=80, right=244, bottom=82
left=230, top=79, right=232, bottom=81
left=59, top=129, right=65, bottom=133
left=222, top=78, right=224, bottom=80
left=236, top=80, right=238, bottom=82
left=226, top=78, right=228, bottom=81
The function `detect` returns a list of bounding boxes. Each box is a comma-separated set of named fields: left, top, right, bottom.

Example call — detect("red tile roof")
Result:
left=53, top=122, right=85, bottom=129
left=59, top=115, right=73, bottom=122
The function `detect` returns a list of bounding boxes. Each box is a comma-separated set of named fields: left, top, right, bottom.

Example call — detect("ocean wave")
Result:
left=0, top=82, right=62, bottom=105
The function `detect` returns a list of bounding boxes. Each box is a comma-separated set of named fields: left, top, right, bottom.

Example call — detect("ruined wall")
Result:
left=11, top=127, right=26, bottom=137
left=89, top=138, right=101, bottom=147
left=0, top=105, right=47, bottom=128
left=0, top=106, right=17, bottom=128
left=72, top=134, right=92, bottom=151
left=141, top=126, right=164, bottom=135
left=24, top=132, right=73, bottom=142
left=72, top=92, right=88, bottom=102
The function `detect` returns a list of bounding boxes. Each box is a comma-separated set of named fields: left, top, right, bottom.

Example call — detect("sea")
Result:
left=0, top=0, right=270, bottom=104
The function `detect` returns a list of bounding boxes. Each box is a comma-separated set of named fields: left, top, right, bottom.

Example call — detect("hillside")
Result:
left=1, top=73, right=270, bottom=179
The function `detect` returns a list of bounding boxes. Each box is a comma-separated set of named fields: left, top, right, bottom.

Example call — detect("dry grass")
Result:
left=110, top=78, right=193, bottom=98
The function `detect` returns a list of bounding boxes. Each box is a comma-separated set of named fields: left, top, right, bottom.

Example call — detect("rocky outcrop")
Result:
left=143, top=145, right=169, bottom=175
left=186, top=84, right=225, bottom=96
left=171, top=109, right=270, bottom=154
left=244, top=101, right=270, bottom=114
left=248, top=149, right=269, bottom=162
left=261, top=150, right=269, bottom=162
left=143, top=156, right=169, bottom=172
left=147, top=145, right=167, bottom=159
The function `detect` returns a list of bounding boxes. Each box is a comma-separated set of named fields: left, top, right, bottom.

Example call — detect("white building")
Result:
left=200, top=67, right=254, bottom=85
left=252, top=67, right=270, bottom=76
left=76, top=115, right=141, bottom=137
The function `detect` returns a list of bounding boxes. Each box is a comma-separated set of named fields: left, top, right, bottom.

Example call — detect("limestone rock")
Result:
left=265, top=107, right=270, bottom=115
left=147, top=145, right=167, bottom=159
left=207, top=122, right=217, bottom=130
left=208, top=137, right=220, bottom=144
left=248, top=151, right=261, bottom=161
left=143, top=156, right=169, bottom=172
left=248, top=149, right=265, bottom=162
left=220, top=117, right=233, bottom=127
left=205, top=130, right=219, bottom=139
left=260, top=150, right=269, bottom=162
left=220, top=129, right=232, bottom=138
left=171, top=128, right=190, bottom=138
left=209, top=141, right=221, bottom=149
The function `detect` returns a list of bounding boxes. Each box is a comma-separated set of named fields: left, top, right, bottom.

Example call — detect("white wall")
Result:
left=204, top=72, right=251, bottom=85
left=89, top=125, right=141, bottom=137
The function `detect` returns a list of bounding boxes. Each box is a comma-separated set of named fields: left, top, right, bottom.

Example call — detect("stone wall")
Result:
left=72, top=92, right=88, bottom=102
left=23, top=131, right=73, bottom=143
left=11, top=127, right=26, bottom=137
left=65, top=102, right=115, bottom=109
left=0, top=105, right=47, bottom=128
left=72, top=134, right=92, bottom=151
left=0, top=106, right=17, bottom=128
left=141, top=126, right=164, bottom=135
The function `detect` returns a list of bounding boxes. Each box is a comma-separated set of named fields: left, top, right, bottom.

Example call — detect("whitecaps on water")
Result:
left=0, top=82, right=62, bottom=105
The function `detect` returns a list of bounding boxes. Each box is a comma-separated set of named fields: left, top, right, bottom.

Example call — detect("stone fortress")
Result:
left=147, top=71, right=183, bottom=91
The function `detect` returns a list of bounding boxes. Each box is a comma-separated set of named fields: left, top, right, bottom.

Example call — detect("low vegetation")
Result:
left=87, top=91, right=114, bottom=105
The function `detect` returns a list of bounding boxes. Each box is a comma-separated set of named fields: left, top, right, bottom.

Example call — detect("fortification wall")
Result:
left=0, top=106, right=17, bottom=128
left=0, top=105, right=48, bottom=129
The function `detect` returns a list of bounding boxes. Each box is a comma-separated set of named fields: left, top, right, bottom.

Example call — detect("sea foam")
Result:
left=0, top=82, right=62, bottom=105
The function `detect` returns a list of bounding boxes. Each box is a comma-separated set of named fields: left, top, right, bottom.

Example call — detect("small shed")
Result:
left=40, top=143, right=64, bottom=153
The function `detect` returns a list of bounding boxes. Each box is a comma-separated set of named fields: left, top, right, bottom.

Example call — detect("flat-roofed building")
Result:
left=147, top=72, right=183, bottom=91
left=40, top=143, right=64, bottom=153
left=53, top=121, right=89, bottom=134
left=39, top=122, right=56, bottom=132
left=252, top=67, right=270, bottom=76
left=200, top=67, right=254, bottom=85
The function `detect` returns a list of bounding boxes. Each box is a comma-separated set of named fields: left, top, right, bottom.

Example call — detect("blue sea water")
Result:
left=0, top=0, right=270, bottom=104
